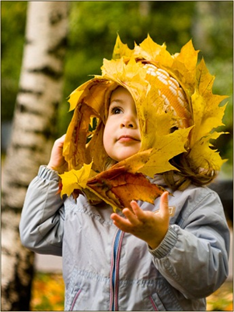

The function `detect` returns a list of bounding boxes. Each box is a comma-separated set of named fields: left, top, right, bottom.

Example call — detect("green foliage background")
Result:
left=1, top=1, right=233, bottom=177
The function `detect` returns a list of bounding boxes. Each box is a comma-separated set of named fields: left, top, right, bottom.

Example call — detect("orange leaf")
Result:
left=87, top=166, right=167, bottom=211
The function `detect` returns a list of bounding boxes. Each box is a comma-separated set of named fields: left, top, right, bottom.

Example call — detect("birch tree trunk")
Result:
left=1, top=2, right=69, bottom=310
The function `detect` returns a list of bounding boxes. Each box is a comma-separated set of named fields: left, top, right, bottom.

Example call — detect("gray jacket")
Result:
left=20, top=166, right=230, bottom=311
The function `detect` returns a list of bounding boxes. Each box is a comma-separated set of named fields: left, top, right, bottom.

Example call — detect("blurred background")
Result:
left=2, top=1, right=233, bottom=174
left=1, top=1, right=233, bottom=311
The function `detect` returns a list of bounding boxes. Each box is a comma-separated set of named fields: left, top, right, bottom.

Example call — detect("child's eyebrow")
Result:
left=109, top=99, right=124, bottom=106
left=110, top=99, right=123, bottom=103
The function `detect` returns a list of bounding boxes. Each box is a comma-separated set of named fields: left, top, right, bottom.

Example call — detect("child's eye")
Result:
left=111, top=107, right=122, bottom=115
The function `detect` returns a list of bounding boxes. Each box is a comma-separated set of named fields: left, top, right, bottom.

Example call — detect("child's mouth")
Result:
left=118, top=135, right=140, bottom=143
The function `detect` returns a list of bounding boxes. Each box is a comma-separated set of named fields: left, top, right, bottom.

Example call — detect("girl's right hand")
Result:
left=47, top=134, right=68, bottom=173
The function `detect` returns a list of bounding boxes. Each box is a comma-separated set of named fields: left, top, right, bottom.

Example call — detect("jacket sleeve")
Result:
left=149, top=186, right=230, bottom=299
left=19, top=165, right=64, bottom=256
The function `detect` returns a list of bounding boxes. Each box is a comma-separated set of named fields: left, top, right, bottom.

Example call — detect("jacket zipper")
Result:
left=110, top=230, right=124, bottom=311
left=70, top=289, right=82, bottom=311
left=149, top=296, right=158, bottom=311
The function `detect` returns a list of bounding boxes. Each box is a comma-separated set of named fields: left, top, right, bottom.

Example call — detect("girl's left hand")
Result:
left=111, top=191, right=170, bottom=249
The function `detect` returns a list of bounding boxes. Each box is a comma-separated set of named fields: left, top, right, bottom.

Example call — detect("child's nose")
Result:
left=121, top=121, right=133, bottom=128
left=120, top=115, right=136, bottom=128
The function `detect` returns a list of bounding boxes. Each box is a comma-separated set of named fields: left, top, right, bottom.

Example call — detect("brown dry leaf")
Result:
left=87, top=166, right=167, bottom=211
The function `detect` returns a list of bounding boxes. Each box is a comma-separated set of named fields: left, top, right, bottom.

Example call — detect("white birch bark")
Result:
left=1, top=2, right=69, bottom=310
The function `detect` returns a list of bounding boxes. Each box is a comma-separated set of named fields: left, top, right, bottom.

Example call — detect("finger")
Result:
left=60, top=134, right=66, bottom=142
left=111, top=213, right=132, bottom=231
left=122, top=208, right=139, bottom=225
left=130, top=200, right=145, bottom=220
left=111, top=212, right=130, bottom=224
left=57, top=134, right=66, bottom=147
left=159, top=192, right=169, bottom=217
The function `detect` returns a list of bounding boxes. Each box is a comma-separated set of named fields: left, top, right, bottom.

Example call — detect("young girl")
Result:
left=20, top=35, right=230, bottom=311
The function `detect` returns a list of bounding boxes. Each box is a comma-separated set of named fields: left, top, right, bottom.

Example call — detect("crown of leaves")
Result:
left=59, top=35, right=228, bottom=209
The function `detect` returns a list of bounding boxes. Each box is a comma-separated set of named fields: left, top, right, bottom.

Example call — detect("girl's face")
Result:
left=103, top=86, right=141, bottom=162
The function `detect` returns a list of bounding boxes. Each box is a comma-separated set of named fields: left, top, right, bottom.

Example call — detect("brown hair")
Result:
left=163, top=153, right=217, bottom=191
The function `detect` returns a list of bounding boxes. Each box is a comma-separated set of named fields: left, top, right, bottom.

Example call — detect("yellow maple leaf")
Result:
left=102, top=57, right=149, bottom=97
left=190, top=91, right=227, bottom=146
left=188, top=58, right=228, bottom=172
left=63, top=79, right=117, bottom=171
left=112, top=34, right=133, bottom=60
left=134, top=34, right=173, bottom=68
left=188, top=132, right=227, bottom=171
left=67, top=79, right=93, bottom=112
left=59, top=162, right=93, bottom=197
left=111, top=149, right=152, bottom=173
left=170, top=40, right=199, bottom=95
left=68, top=89, right=84, bottom=112
left=139, top=127, right=193, bottom=177
left=137, top=77, right=175, bottom=149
